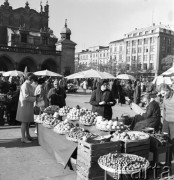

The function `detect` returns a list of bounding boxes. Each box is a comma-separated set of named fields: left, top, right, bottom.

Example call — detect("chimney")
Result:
left=153, top=23, right=155, bottom=26
left=135, top=28, right=137, bottom=30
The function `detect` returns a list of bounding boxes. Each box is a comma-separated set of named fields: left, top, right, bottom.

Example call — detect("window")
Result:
left=119, top=46, right=122, bottom=51
left=144, top=38, right=149, bottom=44
left=143, top=55, right=148, bottom=61
left=144, top=46, right=148, bottom=52
left=150, top=37, right=156, bottom=43
left=131, top=56, right=136, bottom=62
left=110, top=48, right=112, bottom=53
left=168, top=38, right=171, bottom=45
left=132, top=64, right=136, bottom=69
left=132, top=48, right=136, bottom=54
left=21, top=33, right=27, bottom=43
left=149, top=63, right=154, bottom=69
left=126, top=64, right=130, bottom=70
left=138, top=47, right=142, bottom=53
left=150, top=54, right=154, bottom=61
left=114, top=47, right=117, bottom=52
left=143, top=63, right=147, bottom=70
left=126, top=56, right=130, bottom=62
left=126, top=48, right=130, bottom=54
left=119, top=54, right=122, bottom=60
left=137, top=55, right=142, bottom=62
left=138, top=39, right=143, bottom=45
left=127, top=41, right=130, bottom=47
left=133, top=33, right=137, bottom=37
left=137, top=64, right=142, bottom=70
left=139, top=32, right=142, bottom=36
left=9, top=14, right=14, bottom=26
left=150, top=46, right=155, bottom=52
left=145, top=31, right=148, bottom=34
left=20, top=16, right=24, bottom=26
left=132, top=40, right=136, bottom=46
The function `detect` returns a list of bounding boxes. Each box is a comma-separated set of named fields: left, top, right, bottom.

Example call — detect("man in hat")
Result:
left=130, top=93, right=161, bottom=132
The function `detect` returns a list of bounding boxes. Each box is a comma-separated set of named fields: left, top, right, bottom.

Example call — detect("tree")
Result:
left=161, top=55, right=174, bottom=71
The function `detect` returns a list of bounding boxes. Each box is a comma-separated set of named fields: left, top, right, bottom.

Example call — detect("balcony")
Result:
left=0, top=45, right=61, bottom=56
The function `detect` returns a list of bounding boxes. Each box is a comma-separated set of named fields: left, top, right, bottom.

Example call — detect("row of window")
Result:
left=128, top=29, right=157, bottom=38
left=80, top=53, right=109, bottom=60
left=126, top=63, right=154, bottom=70
left=110, top=46, right=123, bottom=53
left=127, top=37, right=156, bottom=46
left=126, top=54, right=155, bottom=62
left=126, top=45, right=155, bottom=54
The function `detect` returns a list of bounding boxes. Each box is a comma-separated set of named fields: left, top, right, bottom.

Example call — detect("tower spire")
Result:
left=65, top=19, right=67, bottom=28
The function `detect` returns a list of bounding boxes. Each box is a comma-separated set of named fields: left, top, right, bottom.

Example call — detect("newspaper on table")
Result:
left=131, top=103, right=145, bottom=115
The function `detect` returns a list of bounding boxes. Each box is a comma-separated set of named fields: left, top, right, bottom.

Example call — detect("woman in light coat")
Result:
left=16, top=73, right=37, bottom=143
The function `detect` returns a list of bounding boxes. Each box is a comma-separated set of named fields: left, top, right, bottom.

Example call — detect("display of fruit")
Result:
left=66, top=108, right=81, bottom=120
left=66, top=127, right=93, bottom=142
left=111, top=131, right=149, bottom=142
left=79, top=111, right=98, bottom=125
left=44, top=105, right=59, bottom=114
left=98, top=153, right=149, bottom=173
left=96, top=116, right=127, bottom=131
left=58, top=106, right=71, bottom=116
left=42, top=114, right=60, bottom=128
left=53, top=119, right=74, bottom=134
left=34, top=113, right=47, bottom=124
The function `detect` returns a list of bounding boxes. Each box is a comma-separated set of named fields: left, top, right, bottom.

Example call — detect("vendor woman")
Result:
left=130, top=93, right=161, bottom=132
left=90, top=80, right=116, bottom=120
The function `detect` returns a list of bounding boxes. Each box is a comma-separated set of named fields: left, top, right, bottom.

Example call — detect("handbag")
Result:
left=34, top=106, right=40, bottom=115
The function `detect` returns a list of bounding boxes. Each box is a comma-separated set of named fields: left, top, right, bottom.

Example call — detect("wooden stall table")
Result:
left=37, top=124, right=77, bottom=168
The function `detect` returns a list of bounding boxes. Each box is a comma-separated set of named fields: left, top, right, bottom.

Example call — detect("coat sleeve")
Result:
left=21, top=83, right=36, bottom=102
left=142, top=103, right=153, bottom=119
left=90, top=91, right=99, bottom=106
left=109, top=92, right=116, bottom=106
left=47, top=89, right=53, bottom=100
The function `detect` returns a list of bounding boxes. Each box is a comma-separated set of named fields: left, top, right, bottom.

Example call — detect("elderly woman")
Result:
left=47, top=79, right=66, bottom=108
left=16, top=73, right=37, bottom=143
left=90, top=80, right=116, bottom=120
left=130, top=93, right=161, bottom=132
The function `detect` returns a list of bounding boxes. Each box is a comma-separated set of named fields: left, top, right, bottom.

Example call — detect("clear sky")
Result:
left=1, top=0, right=174, bottom=52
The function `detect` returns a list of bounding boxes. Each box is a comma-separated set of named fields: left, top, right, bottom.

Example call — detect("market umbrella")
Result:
left=116, top=74, right=136, bottom=81
left=34, top=70, right=62, bottom=77
left=0, top=71, right=4, bottom=74
left=152, top=75, right=172, bottom=85
left=161, top=66, right=174, bottom=76
left=3, top=70, right=24, bottom=77
left=102, top=72, right=116, bottom=79
left=65, top=69, right=115, bottom=79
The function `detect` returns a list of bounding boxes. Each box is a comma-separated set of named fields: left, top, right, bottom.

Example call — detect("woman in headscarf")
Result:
left=90, top=80, right=116, bottom=120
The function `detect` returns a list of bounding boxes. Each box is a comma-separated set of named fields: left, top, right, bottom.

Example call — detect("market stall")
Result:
left=36, top=104, right=172, bottom=180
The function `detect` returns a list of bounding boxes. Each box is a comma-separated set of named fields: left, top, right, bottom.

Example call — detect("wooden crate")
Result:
left=121, top=138, right=150, bottom=159
left=77, top=140, right=121, bottom=180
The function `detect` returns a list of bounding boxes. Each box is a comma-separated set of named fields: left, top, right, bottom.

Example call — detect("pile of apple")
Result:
left=79, top=111, right=98, bottom=125
left=59, top=106, right=71, bottom=116
left=42, top=114, right=60, bottom=128
left=98, top=153, right=149, bottom=172
left=66, top=127, right=93, bottom=142
left=44, top=105, right=59, bottom=114
left=95, top=116, right=127, bottom=131
left=53, top=119, right=74, bottom=134
left=66, top=108, right=81, bottom=121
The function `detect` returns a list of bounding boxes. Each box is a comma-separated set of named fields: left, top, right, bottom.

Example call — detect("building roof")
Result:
left=109, top=39, right=124, bottom=44
left=126, top=24, right=174, bottom=35
left=60, top=19, right=71, bottom=34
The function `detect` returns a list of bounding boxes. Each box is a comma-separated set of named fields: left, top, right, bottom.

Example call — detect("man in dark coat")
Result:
left=90, top=80, right=116, bottom=120
left=133, top=80, right=141, bottom=104
left=130, top=93, right=161, bottom=132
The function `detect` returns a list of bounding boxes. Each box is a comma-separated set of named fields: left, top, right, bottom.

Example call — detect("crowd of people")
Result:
left=0, top=73, right=174, bottom=156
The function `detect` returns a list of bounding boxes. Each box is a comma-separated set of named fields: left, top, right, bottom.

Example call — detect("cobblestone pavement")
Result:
left=0, top=92, right=173, bottom=180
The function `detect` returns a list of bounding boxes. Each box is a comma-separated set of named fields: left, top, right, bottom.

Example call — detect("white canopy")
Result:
left=3, top=70, right=24, bottom=77
left=116, top=74, right=136, bottom=81
left=65, top=69, right=116, bottom=79
left=152, top=75, right=172, bottom=85
left=34, top=70, right=62, bottom=77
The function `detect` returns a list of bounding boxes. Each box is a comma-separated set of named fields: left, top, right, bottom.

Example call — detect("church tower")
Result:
left=60, top=19, right=71, bottom=40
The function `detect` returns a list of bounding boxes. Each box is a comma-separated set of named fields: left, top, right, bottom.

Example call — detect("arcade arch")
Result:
left=41, top=59, right=58, bottom=72
left=0, top=55, right=15, bottom=71
left=18, top=57, right=37, bottom=72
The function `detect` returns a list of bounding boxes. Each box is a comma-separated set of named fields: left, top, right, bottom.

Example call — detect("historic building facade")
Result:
left=77, top=24, right=174, bottom=77
left=124, top=23, right=174, bottom=76
left=0, top=0, right=76, bottom=75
